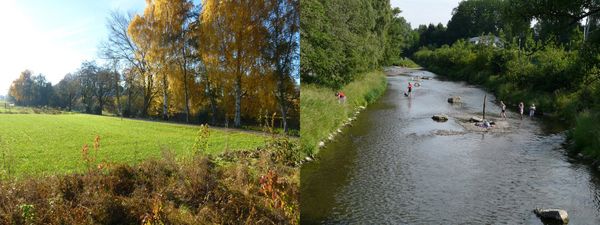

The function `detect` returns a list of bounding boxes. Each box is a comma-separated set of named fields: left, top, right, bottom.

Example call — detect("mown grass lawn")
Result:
left=0, top=113, right=267, bottom=178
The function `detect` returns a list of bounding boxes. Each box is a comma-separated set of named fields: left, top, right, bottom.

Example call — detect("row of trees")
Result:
left=413, top=0, right=595, bottom=50
left=300, top=0, right=415, bottom=89
left=8, top=0, right=300, bottom=131
left=7, top=71, right=53, bottom=107
left=9, top=62, right=125, bottom=115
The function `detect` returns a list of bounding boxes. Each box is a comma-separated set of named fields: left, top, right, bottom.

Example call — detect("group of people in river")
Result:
left=500, top=100, right=536, bottom=120
left=334, top=77, right=538, bottom=123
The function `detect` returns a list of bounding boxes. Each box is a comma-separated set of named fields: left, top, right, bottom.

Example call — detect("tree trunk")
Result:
left=277, top=78, right=288, bottom=132
left=205, top=80, right=217, bottom=125
left=98, top=99, right=104, bottom=115
left=184, top=76, right=190, bottom=123
left=182, top=50, right=190, bottom=123
left=127, top=83, right=132, bottom=117
left=162, top=74, right=169, bottom=120
left=115, top=70, right=122, bottom=117
left=234, top=75, right=242, bottom=128
left=68, top=93, right=72, bottom=112
left=280, top=102, right=288, bottom=132
left=142, top=73, right=153, bottom=117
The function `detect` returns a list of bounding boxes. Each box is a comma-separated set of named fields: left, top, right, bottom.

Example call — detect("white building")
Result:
left=468, top=36, right=503, bottom=48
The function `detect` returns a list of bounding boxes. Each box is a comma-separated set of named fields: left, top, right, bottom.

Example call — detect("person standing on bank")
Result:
left=335, top=91, right=346, bottom=104
left=518, top=102, right=524, bottom=120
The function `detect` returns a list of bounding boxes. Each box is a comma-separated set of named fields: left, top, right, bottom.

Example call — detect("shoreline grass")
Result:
left=300, top=70, right=388, bottom=156
left=0, top=113, right=266, bottom=179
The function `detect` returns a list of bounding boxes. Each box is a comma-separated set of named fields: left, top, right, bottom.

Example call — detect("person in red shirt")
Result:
left=335, top=91, right=346, bottom=104
left=407, top=82, right=413, bottom=96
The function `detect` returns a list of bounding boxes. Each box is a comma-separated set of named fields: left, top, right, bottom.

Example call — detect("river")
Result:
left=301, top=69, right=600, bottom=224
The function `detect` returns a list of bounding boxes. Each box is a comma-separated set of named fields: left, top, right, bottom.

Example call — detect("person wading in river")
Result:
left=407, top=82, right=413, bottom=96
left=518, top=102, right=524, bottom=120
left=500, top=101, right=507, bottom=119
left=529, top=103, right=536, bottom=117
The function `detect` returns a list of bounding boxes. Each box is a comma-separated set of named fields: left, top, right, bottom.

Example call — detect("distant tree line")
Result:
left=8, top=0, right=300, bottom=131
left=411, top=0, right=592, bottom=51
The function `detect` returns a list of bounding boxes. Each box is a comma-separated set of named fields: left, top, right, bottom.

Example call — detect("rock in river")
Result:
left=533, top=208, right=569, bottom=224
left=447, top=96, right=461, bottom=104
left=470, top=116, right=483, bottom=122
left=432, top=114, right=448, bottom=122
left=318, top=141, right=325, bottom=148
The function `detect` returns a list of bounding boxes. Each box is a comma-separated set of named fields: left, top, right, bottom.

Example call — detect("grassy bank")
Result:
left=0, top=130, right=300, bottom=224
left=0, top=113, right=266, bottom=178
left=413, top=40, right=600, bottom=158
left=393, top=58, right=420, bottom=68
left=301, top=71, right=388, bottom=156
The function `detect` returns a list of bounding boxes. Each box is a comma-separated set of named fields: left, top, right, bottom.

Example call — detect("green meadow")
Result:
left=0, top=113, right=267, bottom=178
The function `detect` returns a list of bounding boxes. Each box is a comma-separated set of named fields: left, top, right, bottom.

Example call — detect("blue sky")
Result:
left=391, top=0, right=461, bottom=28
left=0, top=0, right=147, bottom=95
left=0, top=0, right=457, bottom=95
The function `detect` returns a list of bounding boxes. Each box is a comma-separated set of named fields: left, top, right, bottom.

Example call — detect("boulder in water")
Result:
left=447, top=96, right=461, bottom=104
left=318, top=141, right=325, bottom=148
left=470, top=116, right=483, bottom=122
left=432, top=114, right=449, bottom=122
left=533, top=208, right=569, bottom=224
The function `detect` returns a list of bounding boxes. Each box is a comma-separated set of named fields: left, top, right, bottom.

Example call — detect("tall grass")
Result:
left=571, top=111, right=600, bottom=158
left=301, top=71, right=387, bottom=155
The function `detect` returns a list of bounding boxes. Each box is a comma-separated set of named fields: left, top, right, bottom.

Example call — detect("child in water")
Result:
left=518, top=102, right=524, bottom=119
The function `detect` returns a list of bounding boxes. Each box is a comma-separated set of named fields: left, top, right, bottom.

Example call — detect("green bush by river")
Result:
left=300, top=71, right=387, bottom=155
left=413, top=38, right=600, bottom=158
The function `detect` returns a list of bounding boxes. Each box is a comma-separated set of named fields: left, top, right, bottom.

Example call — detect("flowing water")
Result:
left=301, top=70, right=600, bottom=224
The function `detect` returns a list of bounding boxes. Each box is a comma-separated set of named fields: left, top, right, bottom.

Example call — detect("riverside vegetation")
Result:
left=0, top=119, right=301, bottom=224
left=300, top=71, right=387, bottom=155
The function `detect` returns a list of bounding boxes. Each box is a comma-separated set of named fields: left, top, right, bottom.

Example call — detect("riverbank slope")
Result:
left=300, top=71, right=387, bottom=156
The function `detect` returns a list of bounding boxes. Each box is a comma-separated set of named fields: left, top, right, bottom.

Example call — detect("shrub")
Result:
left=571, top=111, right=600, bottom=156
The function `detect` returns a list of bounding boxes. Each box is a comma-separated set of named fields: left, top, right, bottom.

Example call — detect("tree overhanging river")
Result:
left=301, top=69, right=600, bottom=224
